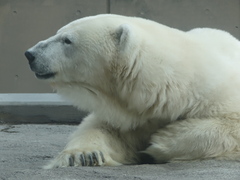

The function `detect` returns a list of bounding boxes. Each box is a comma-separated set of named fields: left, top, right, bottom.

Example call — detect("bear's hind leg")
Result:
left=144, top=116, right=240, bottom=163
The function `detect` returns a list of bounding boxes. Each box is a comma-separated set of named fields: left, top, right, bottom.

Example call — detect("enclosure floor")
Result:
left=1, top=124, right=240, bottom=180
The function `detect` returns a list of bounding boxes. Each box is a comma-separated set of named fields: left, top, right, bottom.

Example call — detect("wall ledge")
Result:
left=0, top=94, right=87, bottom=124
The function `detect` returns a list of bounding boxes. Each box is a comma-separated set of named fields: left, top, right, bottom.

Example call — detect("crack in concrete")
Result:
left=0, top=125, right=18, bottom=133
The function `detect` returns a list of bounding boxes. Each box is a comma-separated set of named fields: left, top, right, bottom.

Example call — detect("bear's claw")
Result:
left=69, top=156, right=74, bottom=166
left=54, top=151, right=105, bottom=167
left=44, top=150, right=106, bottom=169
left=71, top=151, right=105, bottom=166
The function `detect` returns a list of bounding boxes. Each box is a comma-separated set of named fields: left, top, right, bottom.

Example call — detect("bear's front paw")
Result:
left=44, top=150, right=106, bottom=169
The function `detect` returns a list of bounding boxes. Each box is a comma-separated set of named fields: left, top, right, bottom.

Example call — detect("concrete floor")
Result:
left=1, top=124, right=240, bottom=180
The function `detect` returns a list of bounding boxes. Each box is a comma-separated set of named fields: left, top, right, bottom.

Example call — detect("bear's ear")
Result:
left=115, top=24, right=133, bottom=50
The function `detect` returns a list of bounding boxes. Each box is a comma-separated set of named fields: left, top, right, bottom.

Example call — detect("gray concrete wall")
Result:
left=1, top=0, right=240, bottom=93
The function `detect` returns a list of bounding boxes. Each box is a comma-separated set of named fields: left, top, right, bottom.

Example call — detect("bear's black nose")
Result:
left=25, top=51, right=35, bottom=64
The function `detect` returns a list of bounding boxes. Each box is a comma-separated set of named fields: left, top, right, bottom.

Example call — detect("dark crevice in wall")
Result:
left=239, top=0, right=240, bottom=39
left=107, top=0, right=110, bottom=13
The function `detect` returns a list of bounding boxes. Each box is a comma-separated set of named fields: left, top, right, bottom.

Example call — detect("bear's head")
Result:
left=25, top=15, right=141, bottom=93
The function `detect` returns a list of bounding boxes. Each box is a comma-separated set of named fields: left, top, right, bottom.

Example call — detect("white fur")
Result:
left=27, top=14, right=240, bottom=168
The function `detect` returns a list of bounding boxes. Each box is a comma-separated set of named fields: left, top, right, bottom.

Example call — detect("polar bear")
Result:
left=25, top=14, right=240, bottom=168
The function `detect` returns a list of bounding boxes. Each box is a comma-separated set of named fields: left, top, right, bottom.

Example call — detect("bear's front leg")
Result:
left=44, top=113, right=139, bottom=169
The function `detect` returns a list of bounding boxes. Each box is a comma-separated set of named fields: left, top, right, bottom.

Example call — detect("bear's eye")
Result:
left=64, top=38, right=72, bottom=45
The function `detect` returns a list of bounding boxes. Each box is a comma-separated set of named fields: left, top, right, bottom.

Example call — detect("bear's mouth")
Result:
left=35, top=72, right=56, bottom=79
